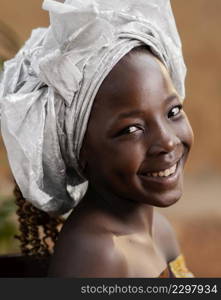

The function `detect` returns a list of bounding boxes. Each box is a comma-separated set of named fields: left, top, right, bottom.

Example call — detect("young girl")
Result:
left=0, top=0, right=194, bottom=277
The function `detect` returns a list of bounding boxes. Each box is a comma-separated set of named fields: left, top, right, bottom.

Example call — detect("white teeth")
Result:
left=147, top=163, right=177, bottom=178
left=165, top=169, right=170, bottom=176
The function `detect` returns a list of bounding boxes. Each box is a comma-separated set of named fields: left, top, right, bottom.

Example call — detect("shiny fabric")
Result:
left=0, top=0, right=186, bottom=215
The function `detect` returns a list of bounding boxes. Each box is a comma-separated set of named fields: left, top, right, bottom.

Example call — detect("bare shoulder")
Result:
left=48, top=218, right=128, bottom=277
left=154, top=211, right=180, bottom=263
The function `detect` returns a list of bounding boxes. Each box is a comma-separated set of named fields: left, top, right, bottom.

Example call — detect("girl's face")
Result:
left=81, top=49, right=193, bottom=208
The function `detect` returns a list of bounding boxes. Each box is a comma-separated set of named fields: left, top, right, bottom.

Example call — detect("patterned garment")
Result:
left=159, top=254, right=194, bottom=278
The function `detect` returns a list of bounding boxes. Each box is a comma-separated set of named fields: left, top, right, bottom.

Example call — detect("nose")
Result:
left=147, top=122, right=179, bottom=156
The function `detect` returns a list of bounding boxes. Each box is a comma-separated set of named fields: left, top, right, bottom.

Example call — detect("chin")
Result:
left=135, top=178, right=183, bottom=208
left=149, top=184, right=183, bottom=208
left=154, top=191, right=182, bottom=207
left=135, top=167, right=184, bottom=207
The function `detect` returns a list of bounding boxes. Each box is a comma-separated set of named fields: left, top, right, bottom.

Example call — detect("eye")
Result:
left=126, top=126, right=140, bottom=134
left=119, top=125, right=143, bottom=136
left=168, top=104, right=183, bottom=118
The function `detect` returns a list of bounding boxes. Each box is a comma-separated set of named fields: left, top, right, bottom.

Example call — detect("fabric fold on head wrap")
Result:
left=0, top=0, right=186, bottom=215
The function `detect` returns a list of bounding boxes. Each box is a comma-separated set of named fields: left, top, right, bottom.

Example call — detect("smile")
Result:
left=138, top=158, right=183, bottom=189
left=146, top=164, right=177, bottom=178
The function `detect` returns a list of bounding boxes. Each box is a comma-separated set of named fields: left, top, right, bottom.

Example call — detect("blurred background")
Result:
left=0, top=0, right=220, bottom=277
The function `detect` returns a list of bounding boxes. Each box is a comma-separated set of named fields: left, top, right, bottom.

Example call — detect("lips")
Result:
left=138, top=156, right=181, bottom=176
left=138, top=157, right=183, bottom=189
left=145, top=163, right=177, bottom=178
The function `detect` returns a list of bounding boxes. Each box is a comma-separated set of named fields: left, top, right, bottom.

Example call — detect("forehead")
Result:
left=91, top=49, right=177, bottom=120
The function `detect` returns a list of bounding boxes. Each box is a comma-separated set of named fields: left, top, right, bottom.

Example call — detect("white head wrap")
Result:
left=0, top=0, right=186, bottom=215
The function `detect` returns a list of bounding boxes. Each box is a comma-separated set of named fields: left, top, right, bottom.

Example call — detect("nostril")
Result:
left=146, top=123, right=180, bottom=156
left=148, top=138, right=178, bottom=156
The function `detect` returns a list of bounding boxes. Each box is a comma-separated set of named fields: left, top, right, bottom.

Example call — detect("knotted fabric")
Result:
left=0, top=0, right=186, bottom=215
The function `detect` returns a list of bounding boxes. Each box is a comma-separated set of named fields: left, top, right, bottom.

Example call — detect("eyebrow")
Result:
left=117, top=110, right=145, bottom=120
left=116, top=93, right=180, bottom=120
left=165, top=93, right=180, bottom=103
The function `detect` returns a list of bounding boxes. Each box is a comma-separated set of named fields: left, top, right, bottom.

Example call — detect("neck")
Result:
left=81, top=184, right=155, bottom=236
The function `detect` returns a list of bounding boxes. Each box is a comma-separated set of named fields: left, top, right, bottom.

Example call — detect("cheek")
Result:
left=108, top=141, right=146, bottom=171
left=87, top=139, right=146, bottom=178
left=181, top=114, right=194, bottom=148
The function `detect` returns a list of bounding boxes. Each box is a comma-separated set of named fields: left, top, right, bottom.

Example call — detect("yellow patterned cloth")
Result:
left=159, top=254, right=194, bottom=278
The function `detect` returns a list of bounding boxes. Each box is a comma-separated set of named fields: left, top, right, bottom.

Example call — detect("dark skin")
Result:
left=48, top=48, right=193, bottom=277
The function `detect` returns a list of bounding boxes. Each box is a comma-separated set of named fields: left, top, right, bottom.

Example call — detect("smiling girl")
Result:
left=0, top=0, right=194, bottom=277
left=48, top=47, right=194, bottom=277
